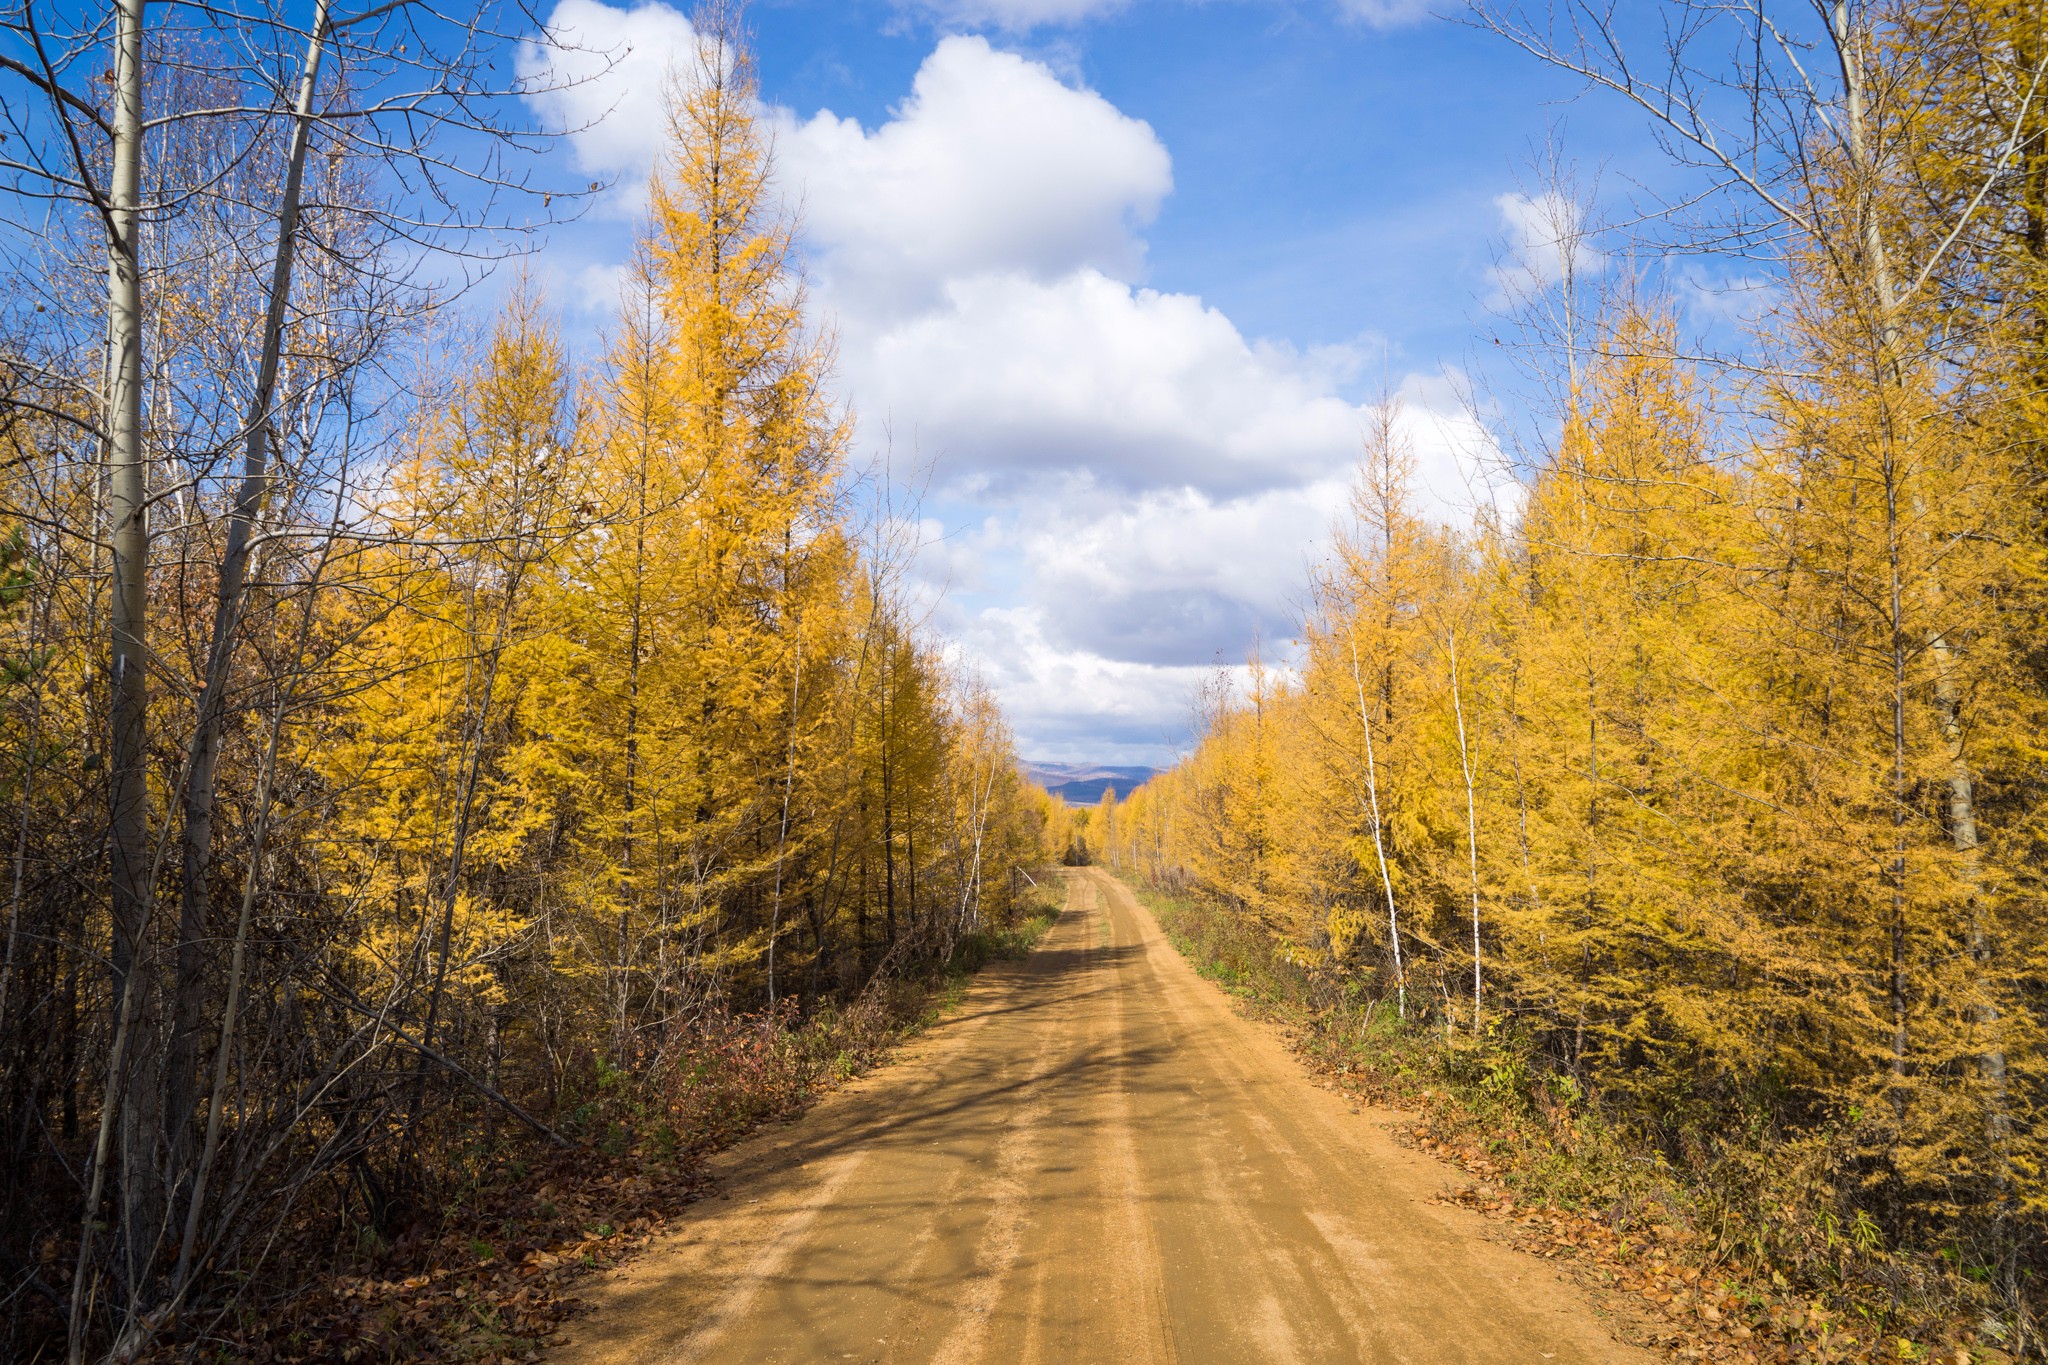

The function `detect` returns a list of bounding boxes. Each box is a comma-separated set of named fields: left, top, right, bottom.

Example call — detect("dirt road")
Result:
left=552, top=869, right=1649, bottom=1364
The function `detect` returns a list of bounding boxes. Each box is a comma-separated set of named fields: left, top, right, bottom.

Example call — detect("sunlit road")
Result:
left=552, top=868, right=1647, bottom=1364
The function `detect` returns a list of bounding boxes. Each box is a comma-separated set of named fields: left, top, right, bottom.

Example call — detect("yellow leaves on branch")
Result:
left=1110, top=285, right=2045, bottom=1237
left=310, top=13, right=1055, bottom=1057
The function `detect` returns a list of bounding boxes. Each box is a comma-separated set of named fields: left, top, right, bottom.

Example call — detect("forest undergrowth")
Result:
left=134, top=893, right=1062, bottom=1364
left=1135, top=879, right=2009, bottom=1365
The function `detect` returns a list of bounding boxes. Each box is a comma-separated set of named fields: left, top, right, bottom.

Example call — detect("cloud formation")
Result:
left=895, top=0, right=1439, bottom=34
left=775, top=37, right=1170, bottom=314
left=771, top=37, right=1511, bottom=510
left=895, top=0, right=1133, bottom=36
left=1488, top=189, right=1606, bottom=304
left=517, top=0, right=700, bottom=211
left=951, top=606, right=1224, bottom=758
left=1334, top=0, right=1438, bottom=27
left=847, top=269, right=1379, bottom=497
left=520, top=5, right=1507, bottom=761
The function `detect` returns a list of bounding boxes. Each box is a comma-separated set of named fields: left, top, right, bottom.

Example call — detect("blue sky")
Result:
left=754, top=1, right=1638, bottom=354
left=517, top=0, right=1687, bottom=765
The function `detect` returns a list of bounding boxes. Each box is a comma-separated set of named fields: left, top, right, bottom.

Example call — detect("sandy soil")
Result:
left=549, top=868, right=1652, bottom=1364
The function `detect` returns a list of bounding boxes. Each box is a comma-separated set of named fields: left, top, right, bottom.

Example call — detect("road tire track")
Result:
left=551, top=869, right=1650, bottom=1365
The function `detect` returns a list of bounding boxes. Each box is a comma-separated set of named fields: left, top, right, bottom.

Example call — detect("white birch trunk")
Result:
left=1348, top=628, right=1404, bottom=1020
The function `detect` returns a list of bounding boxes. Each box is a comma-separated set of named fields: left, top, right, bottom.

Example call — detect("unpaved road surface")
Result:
left=552, top=869, right=1648, bottom=1364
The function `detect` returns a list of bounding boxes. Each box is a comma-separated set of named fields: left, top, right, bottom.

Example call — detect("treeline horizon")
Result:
left=1101, top=0, right=2048, bottom=1349
left=0, top=6, right=1062, bottom=1358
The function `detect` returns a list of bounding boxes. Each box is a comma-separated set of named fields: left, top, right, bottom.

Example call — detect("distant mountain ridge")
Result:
left=1019, top=760, right=1160, bottom=807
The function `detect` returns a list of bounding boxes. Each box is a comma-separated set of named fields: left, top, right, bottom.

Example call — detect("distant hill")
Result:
left=1019, top=760, right=1161, bottom=807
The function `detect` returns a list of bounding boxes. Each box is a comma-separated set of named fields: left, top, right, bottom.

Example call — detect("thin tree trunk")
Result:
left=1877, top=402, right=1911, bottom=1110
left=167, top=465, right=354, bottom=1317
left=102, top=0, right=162, bottom=1340
left=1836, top=0, right=1920, bottom=1110
left=959, top=724, right=999, bottom=935
left=1932, top=629, right=2008, bottom=1145
left=1348, top=627, right=1404, bottom=1019
left=615, top=366, right=647, bottom=1060
left=1446, top=630, right=1483, bottom=1033
left=68, top=919, right=150, bottom=1365
left=417, top=573, right=527, bottom=1076
left=882, top=660, right=896, bottom=952
left=768, top=607, right=800, bottom=1007
left=169, top=674, right=288, bottom=1303
left=167, top=0, right=331, bottom=1213
left=0, top=583, right=51, bottom=1037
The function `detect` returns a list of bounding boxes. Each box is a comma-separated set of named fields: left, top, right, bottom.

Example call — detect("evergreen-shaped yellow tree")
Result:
left=318, top=283, right=583, bottom=1051
left=572, top=5, right=851, bottom=1016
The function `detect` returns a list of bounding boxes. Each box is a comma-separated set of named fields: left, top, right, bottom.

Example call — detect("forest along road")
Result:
left=551, top=868, right=1650, bottom=1364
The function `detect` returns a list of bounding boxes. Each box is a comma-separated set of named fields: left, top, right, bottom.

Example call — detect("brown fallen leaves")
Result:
left=1263, top=1026, right=2000, bottom=1364
left=1154, top=890, right=2008, bottom=1364
left=162, top=1150, right=712, bottom=1363
left=1413, top=1124, right=2003, bottom=1365
left=144, top=941, right=1063, bottom=1362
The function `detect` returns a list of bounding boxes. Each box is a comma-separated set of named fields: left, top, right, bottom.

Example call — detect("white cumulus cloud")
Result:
left=517, top=0, right=701, bottom=211
left=775, top=36, right=1169, bottom=315
left=954, top=605, right=1227, bottom=760
left=517, top=4, right=1510, bottom=760
left=843, top=269, right=1376, bottom=497
left=1488, top=189, right=1606, bottom=304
